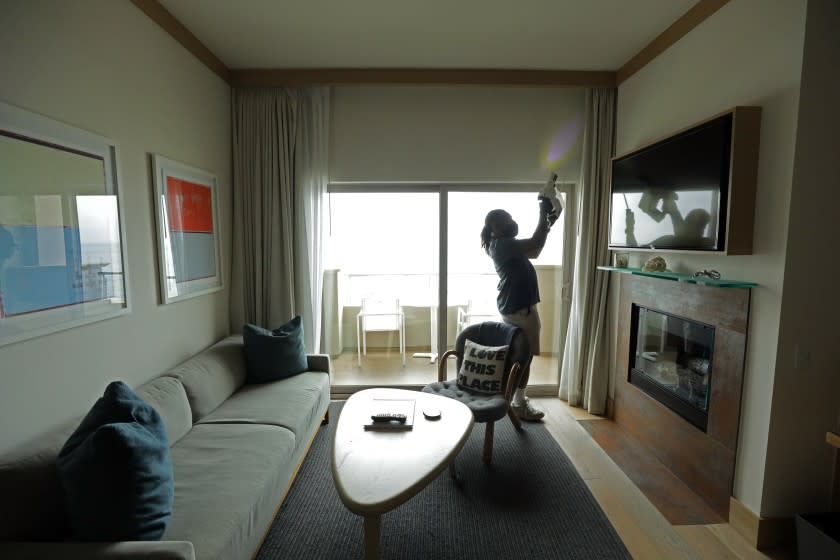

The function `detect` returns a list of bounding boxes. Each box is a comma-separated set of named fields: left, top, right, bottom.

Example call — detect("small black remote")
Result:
left=371, top=413, right=407, bottom=423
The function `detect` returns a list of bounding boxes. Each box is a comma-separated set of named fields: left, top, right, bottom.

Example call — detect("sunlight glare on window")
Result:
left=448, top=192, right=564, bottom=271
left=324, top=190, right=564, bottom=306
left=325, top=193, right=438, bottom=274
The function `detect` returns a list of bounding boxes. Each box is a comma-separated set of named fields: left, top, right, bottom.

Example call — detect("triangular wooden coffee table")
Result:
left=332, top=388, right=474, bottom=559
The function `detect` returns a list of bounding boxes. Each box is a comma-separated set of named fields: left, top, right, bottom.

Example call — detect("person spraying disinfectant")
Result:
left=539, top=172, right=564, bottom=226
left=479, top=173, right=562, bottom=421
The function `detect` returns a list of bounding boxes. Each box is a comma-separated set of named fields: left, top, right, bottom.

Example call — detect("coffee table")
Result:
left=331, top=388, right=474, bottom=559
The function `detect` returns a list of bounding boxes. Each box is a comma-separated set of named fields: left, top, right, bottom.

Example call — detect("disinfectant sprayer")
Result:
left=539, top=173, right=564, bottom=227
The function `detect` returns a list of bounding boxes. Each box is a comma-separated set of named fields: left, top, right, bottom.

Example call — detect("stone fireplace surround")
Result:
left=615, top=273, right=750, bottom=519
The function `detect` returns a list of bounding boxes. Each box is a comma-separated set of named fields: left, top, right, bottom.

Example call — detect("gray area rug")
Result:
left=257, top=402, right=631, bottom=560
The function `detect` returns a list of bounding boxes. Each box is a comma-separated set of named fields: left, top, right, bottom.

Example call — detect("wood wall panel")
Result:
left=725, top=107, right=762, bottom=255
left=130, top=0, right=231, bottom=83
left=614, top=274, right=750, bottom=520
left=616, top=0, right=732, bottom=84
left=630, top=275, right=748, bottom=334
left=230, top=68, right=616, bottom=88
left=706, top=329, right=747, bottom=449
left=614, top=384, right=735, bottom=518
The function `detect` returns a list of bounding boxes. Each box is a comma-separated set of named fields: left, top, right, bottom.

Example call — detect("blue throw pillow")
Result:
left=56, top=381, right=174, bottom=541
left=243, top=316, right=308, bottom=383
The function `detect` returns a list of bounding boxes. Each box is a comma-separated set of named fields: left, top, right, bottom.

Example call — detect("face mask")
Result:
left=497, top=223, right=518, bottom=238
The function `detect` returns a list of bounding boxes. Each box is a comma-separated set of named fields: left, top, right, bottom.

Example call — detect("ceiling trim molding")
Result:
left=617, top=0, right=730, bottom=85
left=130, top=1, right=726, bottom=90
left=129, top=0, right=231, bottom=84
left=229, top=69, right=616, bottom=88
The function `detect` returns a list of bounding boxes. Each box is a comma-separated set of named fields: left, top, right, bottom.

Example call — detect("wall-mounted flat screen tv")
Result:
left=609, top=113, right=733, bottom=251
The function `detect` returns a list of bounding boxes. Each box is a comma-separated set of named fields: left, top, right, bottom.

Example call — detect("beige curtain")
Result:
left=230, top=88, right=329, bottom=352
left=559, top=88, right=616, bottom=414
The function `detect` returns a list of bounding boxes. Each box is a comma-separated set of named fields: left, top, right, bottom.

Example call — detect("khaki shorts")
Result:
left=501, top=305, right=540, bottom=355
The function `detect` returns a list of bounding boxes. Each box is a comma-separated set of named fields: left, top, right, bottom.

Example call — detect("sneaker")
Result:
left=511, top=398, right=545, bottom=422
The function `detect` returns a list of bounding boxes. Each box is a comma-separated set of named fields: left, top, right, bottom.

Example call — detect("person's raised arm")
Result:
left=519, top=203, right=551, bottom=259
left=662, top=196, right=686, bottom=236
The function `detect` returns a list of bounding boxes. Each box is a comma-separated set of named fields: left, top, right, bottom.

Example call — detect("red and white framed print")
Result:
left=151, top=155, right=222, bottom=304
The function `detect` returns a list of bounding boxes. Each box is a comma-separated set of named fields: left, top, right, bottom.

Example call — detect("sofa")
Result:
left=0, top=334, right=331, bottom=560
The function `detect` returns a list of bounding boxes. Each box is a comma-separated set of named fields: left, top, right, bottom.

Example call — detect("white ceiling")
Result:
left=159, top=0, right=697, bottom=70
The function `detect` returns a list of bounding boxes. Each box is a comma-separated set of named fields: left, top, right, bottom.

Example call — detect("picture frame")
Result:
left=151, top=154, right=222, bottom=304
left=0, top=100, right=131, bottom=347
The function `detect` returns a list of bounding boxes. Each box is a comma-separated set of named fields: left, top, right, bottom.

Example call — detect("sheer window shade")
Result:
left=330, top=86, right=585, bottom=183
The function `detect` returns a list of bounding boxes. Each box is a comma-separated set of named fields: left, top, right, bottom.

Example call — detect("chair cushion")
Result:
left=243, top=317, right=308, bottom=383
left=422, top=381, right=509, bottom=423
left=455, top=322, right=531, bottom=391
left=456, top=340, right=508, bottom=394
left=56, top=381, right=173, bottom=542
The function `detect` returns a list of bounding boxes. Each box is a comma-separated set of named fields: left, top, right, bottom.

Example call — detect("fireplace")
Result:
left=629, top=305, right=715, bottom=431
left=614, top=273, right=750, bottom=520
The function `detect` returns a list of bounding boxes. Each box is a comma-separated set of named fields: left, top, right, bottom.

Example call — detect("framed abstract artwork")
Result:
left=0, top=100, right=131, bottom=347
left=151, top=155, right=222, bottom=304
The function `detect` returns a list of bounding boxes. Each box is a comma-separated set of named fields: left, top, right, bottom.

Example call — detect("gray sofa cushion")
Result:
left=196, top=372, right=329, bottom=440
left=163, top=424, right=297, bottom=560
left=166, top=336, right=247, bottom=422
left=135, top=377, right=193, bottom=446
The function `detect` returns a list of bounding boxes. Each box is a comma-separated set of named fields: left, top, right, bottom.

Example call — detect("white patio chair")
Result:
left=456, top=298, right=501, bottom=335
left=357, top=297, right=406, bottom=366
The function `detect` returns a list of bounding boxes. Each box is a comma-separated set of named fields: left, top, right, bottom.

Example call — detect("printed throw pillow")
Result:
left=457, top=339, right=508, bottom=394
left=56, top=381, right=174, bottom=541
left=243, top=316, right=308, bottom=383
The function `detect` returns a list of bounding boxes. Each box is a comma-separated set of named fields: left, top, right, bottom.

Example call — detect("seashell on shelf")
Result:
left=642, top=255, right=667, bottom=272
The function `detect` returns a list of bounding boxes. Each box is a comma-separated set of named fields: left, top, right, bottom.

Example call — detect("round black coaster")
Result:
left=423, top=407, right=441, bottom=420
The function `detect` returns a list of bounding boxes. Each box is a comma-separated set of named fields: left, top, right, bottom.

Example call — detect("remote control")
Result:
left=370, top=413, right=407, bottom=423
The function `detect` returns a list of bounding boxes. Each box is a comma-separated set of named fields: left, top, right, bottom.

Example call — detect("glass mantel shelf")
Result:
left=597, top=266, right=758, bottom=288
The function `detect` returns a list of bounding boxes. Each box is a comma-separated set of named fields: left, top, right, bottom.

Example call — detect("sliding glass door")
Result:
left=446, top=188, right=571, bottom=391
left=324, top=183, right=573, bottom=391
left=323, top=188, right=439, bottom=387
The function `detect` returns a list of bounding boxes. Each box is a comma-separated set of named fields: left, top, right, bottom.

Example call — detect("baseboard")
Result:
left=606, top=396, right=615, bottom=419
left=525, top=385, right=559, bottom=397
left=729, top=497, right=796, bottom=550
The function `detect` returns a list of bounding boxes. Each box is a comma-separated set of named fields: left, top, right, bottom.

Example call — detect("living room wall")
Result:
left=760, top=0, right=840, bottom=517
left=0, top=0, right=231, bottom=455
left=614, top=0, right=806, bottom=515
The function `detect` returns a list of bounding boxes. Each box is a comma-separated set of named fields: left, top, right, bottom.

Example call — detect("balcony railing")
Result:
left=344, top=271, right=499, bottom=307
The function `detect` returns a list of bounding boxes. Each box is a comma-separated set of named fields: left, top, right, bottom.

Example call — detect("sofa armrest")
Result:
left=307, top=354, right=331, bottom=375
left=0, top=541, right=195, bottom=560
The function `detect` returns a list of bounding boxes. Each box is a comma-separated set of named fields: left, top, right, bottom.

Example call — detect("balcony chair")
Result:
left=456, top=298, right=501, bottom=335
left=356, top=297, right=406, bottom=367
left=422, top=321, right=530, bottom=466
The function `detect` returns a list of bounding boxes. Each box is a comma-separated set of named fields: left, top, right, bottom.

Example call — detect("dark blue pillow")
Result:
left=243, top=316, right=308, bottom=383
left=56, top=381, right=173, bottom=541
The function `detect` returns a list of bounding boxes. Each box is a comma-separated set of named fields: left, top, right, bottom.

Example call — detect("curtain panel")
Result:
left=230, top=87, right=329, bottom=353
left=559, top=88, right=616, bottom=414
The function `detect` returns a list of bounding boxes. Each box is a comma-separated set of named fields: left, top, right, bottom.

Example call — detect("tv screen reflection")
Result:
left=610, top=188, right=721, bottom=250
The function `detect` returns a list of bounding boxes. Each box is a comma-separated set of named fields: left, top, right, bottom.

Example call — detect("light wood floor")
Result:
left=534, top=398, right=796, bottom=560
